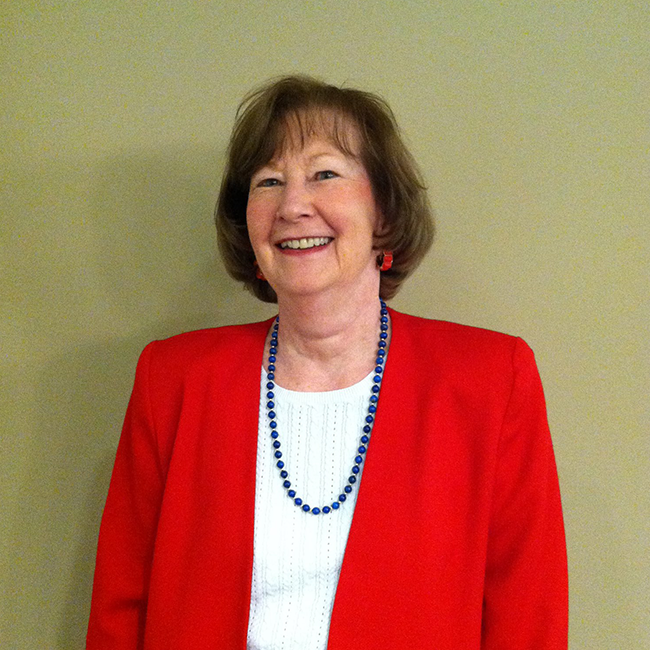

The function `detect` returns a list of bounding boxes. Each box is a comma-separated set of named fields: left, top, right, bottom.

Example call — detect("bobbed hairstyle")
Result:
left=215, top=74, right=434, bottom=303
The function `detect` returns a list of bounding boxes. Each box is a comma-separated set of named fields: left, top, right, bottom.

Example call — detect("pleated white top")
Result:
left=246, top=368, right=373, bottom=650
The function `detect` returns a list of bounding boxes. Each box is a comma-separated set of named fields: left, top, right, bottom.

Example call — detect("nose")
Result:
left=276, top=179, right=314, bottom=222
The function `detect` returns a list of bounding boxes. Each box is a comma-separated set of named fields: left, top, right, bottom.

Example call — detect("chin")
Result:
left=276, top=284, right=329, bottom=299
left=272, top=273, right=329, bottom=295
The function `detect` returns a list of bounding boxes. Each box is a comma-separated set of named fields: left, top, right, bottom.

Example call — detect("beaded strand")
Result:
left=265, top=300, right=389, bottom=514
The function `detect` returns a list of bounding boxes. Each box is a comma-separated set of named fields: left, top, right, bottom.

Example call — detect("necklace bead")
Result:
left=265, top=300, right=389, bottom=514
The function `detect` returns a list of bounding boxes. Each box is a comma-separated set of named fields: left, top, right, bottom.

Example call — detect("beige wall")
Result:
left=2, top=1, right=648, bottom=647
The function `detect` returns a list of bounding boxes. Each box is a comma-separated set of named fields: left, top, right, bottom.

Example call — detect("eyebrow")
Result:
left=261, top=150, right=351, bottom=170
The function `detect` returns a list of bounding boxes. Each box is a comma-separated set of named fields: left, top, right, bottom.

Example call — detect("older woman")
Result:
left=87, top=76, right=567, bottom=649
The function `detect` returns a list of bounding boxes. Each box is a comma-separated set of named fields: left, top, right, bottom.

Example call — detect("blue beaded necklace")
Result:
left=264, top=300, right=389, bottom=515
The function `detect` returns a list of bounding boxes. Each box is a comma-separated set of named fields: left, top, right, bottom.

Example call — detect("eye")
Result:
left=314, top=170, right=338, bottom=181
left=255, top=177, right=281, bottom=188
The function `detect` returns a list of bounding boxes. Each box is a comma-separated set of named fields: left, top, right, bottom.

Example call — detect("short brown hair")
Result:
left=215, top=74, right=434, bottom=302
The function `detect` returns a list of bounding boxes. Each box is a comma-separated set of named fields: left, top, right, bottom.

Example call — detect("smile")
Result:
left=278, top=237, right=333, bottom=250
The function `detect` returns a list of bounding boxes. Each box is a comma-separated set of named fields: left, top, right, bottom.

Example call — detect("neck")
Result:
left=270, top=282, right=385, bottom=391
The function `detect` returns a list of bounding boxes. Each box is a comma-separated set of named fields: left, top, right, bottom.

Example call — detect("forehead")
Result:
left=272, top=109, right=361, bottom=159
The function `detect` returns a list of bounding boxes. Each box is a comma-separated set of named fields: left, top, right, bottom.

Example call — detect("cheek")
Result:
left=246, top=201, right=270, bottom=249
left=338, top=191, right=380, bottom=239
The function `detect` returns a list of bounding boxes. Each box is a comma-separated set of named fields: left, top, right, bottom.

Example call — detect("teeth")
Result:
left=279, top=237, right=332, bottom=250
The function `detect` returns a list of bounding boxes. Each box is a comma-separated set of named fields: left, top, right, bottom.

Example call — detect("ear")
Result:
left=253, top=260, right=267, bottom=281
left=372, top=214, right=390, bottom=250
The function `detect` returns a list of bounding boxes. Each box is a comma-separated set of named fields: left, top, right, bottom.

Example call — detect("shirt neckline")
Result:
left=261, top=366, right=374, bottom=399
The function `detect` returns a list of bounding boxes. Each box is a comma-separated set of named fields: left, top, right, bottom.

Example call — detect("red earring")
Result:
left=378, top=250, right=393, bottom=272
left=254, top=261, right=266, bottom=281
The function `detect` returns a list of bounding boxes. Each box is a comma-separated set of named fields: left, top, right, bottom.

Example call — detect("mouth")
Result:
left=277, top=237, right=333, bottom=250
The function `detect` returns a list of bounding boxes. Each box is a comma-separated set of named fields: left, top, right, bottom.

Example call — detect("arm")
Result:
left=87, top=343, right=164, bottom=649
left=482, top=339, right=568, bottom=649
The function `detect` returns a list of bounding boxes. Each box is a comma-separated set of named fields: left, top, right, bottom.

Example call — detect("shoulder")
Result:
left=136, top=319, right=273, bottom=381
left=149, top=319, right=271, bottom=356
left=388, top=308, right=537, bottom=385
left=390, top=308, right=526, bottom=354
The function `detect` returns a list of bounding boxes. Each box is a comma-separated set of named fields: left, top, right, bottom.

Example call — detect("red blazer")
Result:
left=87, top=309, right=568, bottom=649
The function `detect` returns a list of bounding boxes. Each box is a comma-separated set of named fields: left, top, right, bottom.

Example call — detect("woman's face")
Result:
left=246, top=118, right=381, bottom=301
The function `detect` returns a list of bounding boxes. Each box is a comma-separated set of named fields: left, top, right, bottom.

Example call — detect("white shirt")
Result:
left=246, top=368, right=373, bottom=650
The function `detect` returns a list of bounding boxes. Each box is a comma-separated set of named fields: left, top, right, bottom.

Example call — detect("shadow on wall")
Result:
left=88, top=143, right=265, bottom=331
left=6, top=145, right=273, bottom=648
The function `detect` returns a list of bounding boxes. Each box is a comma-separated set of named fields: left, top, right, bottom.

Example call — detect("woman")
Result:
left=87, top=75, right=568, bottom=649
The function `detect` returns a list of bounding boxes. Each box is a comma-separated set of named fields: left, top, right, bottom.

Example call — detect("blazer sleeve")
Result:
left=87, top=342, right=164, bottom=650
left=481, top=338, right=568, bottom=649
